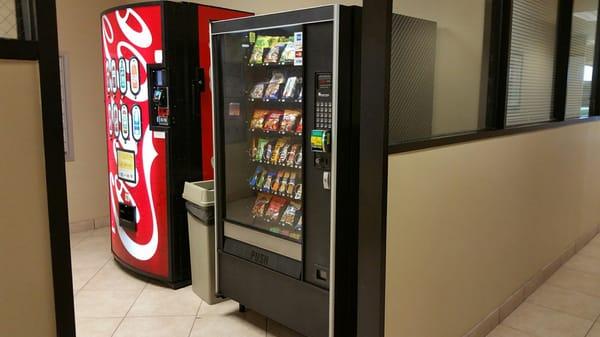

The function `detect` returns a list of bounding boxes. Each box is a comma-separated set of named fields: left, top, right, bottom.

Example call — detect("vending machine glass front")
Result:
left=215, top=26, right=305, bottom=248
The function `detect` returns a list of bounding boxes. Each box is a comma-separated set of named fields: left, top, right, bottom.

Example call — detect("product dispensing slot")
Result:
left=118, top=203, right=137, bottom=231
left=149, top=66, right=170, bottom=129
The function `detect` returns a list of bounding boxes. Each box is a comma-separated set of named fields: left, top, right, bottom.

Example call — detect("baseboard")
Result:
left=69, top=219, right=94, bottom=233
left=93, top=216, right=110, bottom=229
left=463, top=225, right=600, bottom=337
left=69, top=216, right=110, bottom=233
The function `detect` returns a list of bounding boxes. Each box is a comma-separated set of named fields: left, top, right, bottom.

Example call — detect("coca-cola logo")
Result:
left=102, top=7, right=162, bottom=263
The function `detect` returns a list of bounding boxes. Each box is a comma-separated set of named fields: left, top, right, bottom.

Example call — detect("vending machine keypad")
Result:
left=315, top=73, right=332, bottom=129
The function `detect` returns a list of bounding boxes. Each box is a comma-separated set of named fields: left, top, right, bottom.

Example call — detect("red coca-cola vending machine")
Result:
left=101, top=1, right=251, bottom=288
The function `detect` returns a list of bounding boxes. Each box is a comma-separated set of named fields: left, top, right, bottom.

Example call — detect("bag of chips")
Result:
left=280, top=202, right=301, bottom=227
left=294, top=184, right=303, bottom=200
left=271, top=170, right=285, bottom=192
left=265, top=196, right=288, bottom=222
left=249, top=83, right=266, bottom=99
left=279, top=171, right=290, bottom=194
left=280, top=110, right=301, bottom=133
left=250, top=110, right=269, bottom=129
left=271, top=138, right=288, bottom=164
left=286, top=144, right=300, bottom=167
left=280, top=42, right=295, bottom=64
left=294, top=147, right=303, bottom=167
left=249, top=36, right=272, bottom=64
left=295, top=117, right=303, bottom=134
left=286, top=172, right=297, bottom=197
left=278, top=143, right=291, bottom=166
left=264, top=42, right=286, bottom=63
left=252, top=193, right=272, bottom=218
left=249, top=166, right=264, bottom=188
left=255, top=138, right=268, bottom=161
left=263, top=141, right=275, bottom=163
left=282, top=77, right=297, bottom=99
left=256, top=169, right=268, bottom=190
left=263, top=72, right=286, bottom=100
left=263, top=111, right=283, bottom=131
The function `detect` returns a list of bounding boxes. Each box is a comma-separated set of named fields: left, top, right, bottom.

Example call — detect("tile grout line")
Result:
left=545, top=277, right=600, bottom=300
left=71, top=228, right=112, bottom=295
left=109, top=316, right=126, bottom=337
left=109, top=275, right=148, bottom=336
left=187, top=315, right=198, bottom=337
left=74, top=256, right=112, bottom=296
left=561, top=264, right=600, bottom=279
left=498, top=323, right=544, bottom=337
left=122, top=314, right=202, bottom=318
left=77, top=228, right=126, bottom=337
left=523, top=298, right=599, bottom=322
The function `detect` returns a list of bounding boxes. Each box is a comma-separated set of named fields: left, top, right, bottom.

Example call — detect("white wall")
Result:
left=57, top=0, right=122, bottom=229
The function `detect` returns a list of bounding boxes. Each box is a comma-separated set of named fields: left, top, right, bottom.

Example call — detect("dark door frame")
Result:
left=356, top=0, right=391, bottom=336
left=0, top=0, right=76, bottom=336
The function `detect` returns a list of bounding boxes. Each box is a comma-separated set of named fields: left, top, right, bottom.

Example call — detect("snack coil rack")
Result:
left=220, top=26, right=305, bottom=243
left=239, top=29, right=305, bottom=244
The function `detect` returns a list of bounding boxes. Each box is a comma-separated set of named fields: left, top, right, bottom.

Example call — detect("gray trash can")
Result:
left=182, top=181, right=223, bottom=305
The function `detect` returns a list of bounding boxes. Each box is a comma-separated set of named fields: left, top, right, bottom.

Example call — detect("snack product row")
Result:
left=251, top=137, right=302, bottom=168
left=249, top=166, right=303, bottom=200
left=252, top=193, right=303, bottom=240
left=250, top=109, right=302, bottom=134
left=249, top=35, right=297, bottom=65
left=250, top=72, right=303, bottom=101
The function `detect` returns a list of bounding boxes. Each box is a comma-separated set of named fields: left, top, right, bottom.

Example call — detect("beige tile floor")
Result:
left=71, top=227, right=303, bottom=337
left=487, top=234, right=600, bottom=337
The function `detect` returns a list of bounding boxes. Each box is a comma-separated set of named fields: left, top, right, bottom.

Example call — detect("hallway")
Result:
left=487, top=234, right=600, bottom=337
left=70, top=227, right=301, bottom=337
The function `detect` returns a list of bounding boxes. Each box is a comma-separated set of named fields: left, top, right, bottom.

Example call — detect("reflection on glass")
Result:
left=565, top=0, right=598, bottom=119
left=506, top=0, right=559, bottom=126
left=388, top=0, right=489, bottom=144
left=0, top=0, right=18, bottom=39
left=215, top=27, right=304, bottom=243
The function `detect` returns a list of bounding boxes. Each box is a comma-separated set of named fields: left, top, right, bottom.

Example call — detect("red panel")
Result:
left=198, top=6, right=252, bottom=180
left=101, top=4, right=170, bottom=279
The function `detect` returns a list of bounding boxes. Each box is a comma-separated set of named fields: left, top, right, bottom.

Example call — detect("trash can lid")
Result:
left=182, top=180, right=214, bottom=207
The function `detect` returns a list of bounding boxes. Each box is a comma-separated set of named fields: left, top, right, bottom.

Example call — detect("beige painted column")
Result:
left=0, top=60, right=57, bottom=337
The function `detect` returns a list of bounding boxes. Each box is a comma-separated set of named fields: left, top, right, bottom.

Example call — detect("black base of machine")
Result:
left=218, top=251, right=328, bottom=337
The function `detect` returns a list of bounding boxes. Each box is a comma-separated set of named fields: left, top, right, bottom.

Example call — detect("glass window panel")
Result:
left=565, top=0, right=598, bottom=119
left=505, top=0, right=559, bottom=126
left=389, top=0, right=489, bottom=144
left=0, top=0, right=18, bottom=39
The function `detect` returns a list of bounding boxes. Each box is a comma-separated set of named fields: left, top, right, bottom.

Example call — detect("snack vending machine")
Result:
left=211, top=6, right=361, bottom=336
left=101, top=1, right=250, bottom=288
